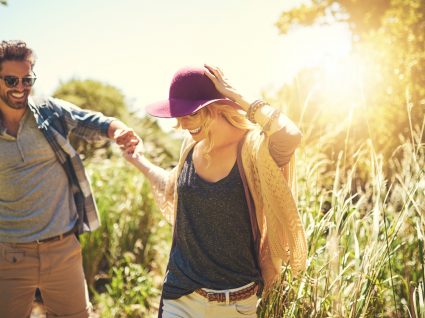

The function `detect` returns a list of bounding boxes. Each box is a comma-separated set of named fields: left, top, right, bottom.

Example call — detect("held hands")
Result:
left=114, top=128, right=144, bottom=163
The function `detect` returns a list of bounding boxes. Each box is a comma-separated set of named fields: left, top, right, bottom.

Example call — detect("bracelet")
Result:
left=263, top=109, right=281, bottom=133
left=247, top=100, right=267, bottom=123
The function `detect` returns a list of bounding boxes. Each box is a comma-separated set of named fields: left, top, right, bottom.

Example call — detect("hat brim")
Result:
left=146, top=98, right=240, bottom=118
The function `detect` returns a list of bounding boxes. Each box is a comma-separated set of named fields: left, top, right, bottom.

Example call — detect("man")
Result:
left=0, top=40, right=139, bottom=318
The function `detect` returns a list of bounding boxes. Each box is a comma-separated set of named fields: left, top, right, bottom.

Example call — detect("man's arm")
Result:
left=50, top=97, right=139, bottom=148
left=107, top=119, right=129, bottom=139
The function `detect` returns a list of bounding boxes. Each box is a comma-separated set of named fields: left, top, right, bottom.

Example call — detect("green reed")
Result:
left=258, top=126, right=424, bottom=317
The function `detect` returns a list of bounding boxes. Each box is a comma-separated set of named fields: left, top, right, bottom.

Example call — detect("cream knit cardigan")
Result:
left=149, top=128, right=307, bottom=291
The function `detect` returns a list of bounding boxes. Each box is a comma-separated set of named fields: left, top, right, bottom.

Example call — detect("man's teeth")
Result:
left=189, top=127, right=201, bottom=134
left=11, top=92, right=25, bottom=98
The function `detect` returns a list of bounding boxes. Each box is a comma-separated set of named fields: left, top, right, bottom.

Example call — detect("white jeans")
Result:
left=162, top=288, right=258, bottom=318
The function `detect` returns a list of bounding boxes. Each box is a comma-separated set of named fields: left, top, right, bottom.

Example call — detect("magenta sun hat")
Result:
left=145, top=66, right=240, bottom=118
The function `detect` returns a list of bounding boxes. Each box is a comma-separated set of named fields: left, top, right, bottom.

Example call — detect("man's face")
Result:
left=0, top=60, right=34, bottom=110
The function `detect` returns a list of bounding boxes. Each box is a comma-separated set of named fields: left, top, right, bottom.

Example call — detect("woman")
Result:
left=120, top=65, right=307, bottom=318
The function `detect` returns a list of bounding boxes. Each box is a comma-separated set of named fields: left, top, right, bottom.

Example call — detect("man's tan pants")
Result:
left=0, top=234, right=91, bottom=318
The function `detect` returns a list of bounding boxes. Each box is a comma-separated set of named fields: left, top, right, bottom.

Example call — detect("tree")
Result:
left=276, top=0, right=391, bottom=37
left=53, top=79, right=128, bottom=119
left=276, top=0, right=425, bottom=157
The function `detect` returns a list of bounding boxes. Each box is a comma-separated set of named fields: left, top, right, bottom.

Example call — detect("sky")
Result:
left=0, top=0, right=352, bottom=116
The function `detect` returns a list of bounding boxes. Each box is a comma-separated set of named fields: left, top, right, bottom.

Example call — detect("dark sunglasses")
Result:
left=0, top=74, right=37, bottom=88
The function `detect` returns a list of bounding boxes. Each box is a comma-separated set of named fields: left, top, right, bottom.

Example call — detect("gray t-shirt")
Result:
left=163, top=149, right=262, bottom=299
left=0, top=110, right=77, bottom=242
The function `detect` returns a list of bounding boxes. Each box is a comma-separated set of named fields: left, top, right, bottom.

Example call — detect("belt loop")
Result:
left=225, top=290, right=230, bottom=305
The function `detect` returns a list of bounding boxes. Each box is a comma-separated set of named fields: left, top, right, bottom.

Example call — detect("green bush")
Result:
left=95, top=261, right=160, bottom=318
left=79, top=152, right=171, bottom=314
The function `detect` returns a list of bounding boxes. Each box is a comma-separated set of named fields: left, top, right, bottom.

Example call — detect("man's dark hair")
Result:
left=0, top=40, right=36, bottom=71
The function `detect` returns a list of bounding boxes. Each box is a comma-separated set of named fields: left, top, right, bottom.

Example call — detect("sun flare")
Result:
left=319, top=54, right=367, bottom=110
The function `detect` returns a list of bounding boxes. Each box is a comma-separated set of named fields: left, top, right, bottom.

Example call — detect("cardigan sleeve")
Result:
left=267, top=115, right=302, bottom=167
left=149, top=165, right=178, bottom=225
left=251, top=103, right=302, bottom=167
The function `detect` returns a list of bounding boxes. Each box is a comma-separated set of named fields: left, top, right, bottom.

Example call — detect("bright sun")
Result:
left=320, top=53, right=367, bottom=110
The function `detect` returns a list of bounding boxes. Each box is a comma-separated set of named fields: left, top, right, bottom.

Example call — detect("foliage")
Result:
left=79, top=152, right=172, bottom=314
left=275, top=0, right=425, bottom=164
left=258, top=126, right=424, bottom=317
left=53, top=79, right=128, bottom=119
left=0, top=0, right=6, bottom=6
left=95, top=260, right=160, bottom=318
left=276, top=0, right=391, bottom=36
left=268, top=0, right=425, bottom=304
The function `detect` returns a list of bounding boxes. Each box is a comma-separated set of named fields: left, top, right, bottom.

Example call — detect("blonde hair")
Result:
left=176, top=103, right=255, bottom=163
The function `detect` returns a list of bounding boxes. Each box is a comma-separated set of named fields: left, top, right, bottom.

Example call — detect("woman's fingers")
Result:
left=204, top=63, right=241, bottom=102
left=204, top=67, right=215, bottom=81
left=217, top=66, right=224, bottom=76
left=204, top=64, right=227, bottom=90
left=204, top=64, right=225, bottom=82
left=132, top=141, right=145, bottom=156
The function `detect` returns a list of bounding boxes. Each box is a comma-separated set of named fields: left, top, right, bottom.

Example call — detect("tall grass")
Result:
left=258, top=124, right=424, bottom=317
left=81, top=154, right=171, bottom=317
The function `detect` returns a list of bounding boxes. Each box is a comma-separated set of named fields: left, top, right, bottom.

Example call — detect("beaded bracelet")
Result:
left=263, top=108, right=281, bottom=133
left=247, top=100, right=267, bottom=123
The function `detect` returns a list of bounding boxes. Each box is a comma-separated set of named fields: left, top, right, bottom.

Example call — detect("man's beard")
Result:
left=0, top=91, right=28, bottom=110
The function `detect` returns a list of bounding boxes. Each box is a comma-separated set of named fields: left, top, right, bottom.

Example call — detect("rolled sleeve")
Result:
left=268, top=126, right=302, bottom=167
left=51, top=97, right=115, bottom=141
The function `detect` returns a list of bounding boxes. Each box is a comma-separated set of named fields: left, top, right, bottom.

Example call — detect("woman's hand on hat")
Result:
left=204, top=64, right=248, bottom=110
left=205, top=64, right=255, bottom=112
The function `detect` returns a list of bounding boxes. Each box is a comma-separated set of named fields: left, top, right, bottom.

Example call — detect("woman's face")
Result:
left=178, top=110, right=208, bottom=142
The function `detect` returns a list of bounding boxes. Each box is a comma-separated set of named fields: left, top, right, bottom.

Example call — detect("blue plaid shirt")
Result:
left=27, top=96, right=115, bottom=234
